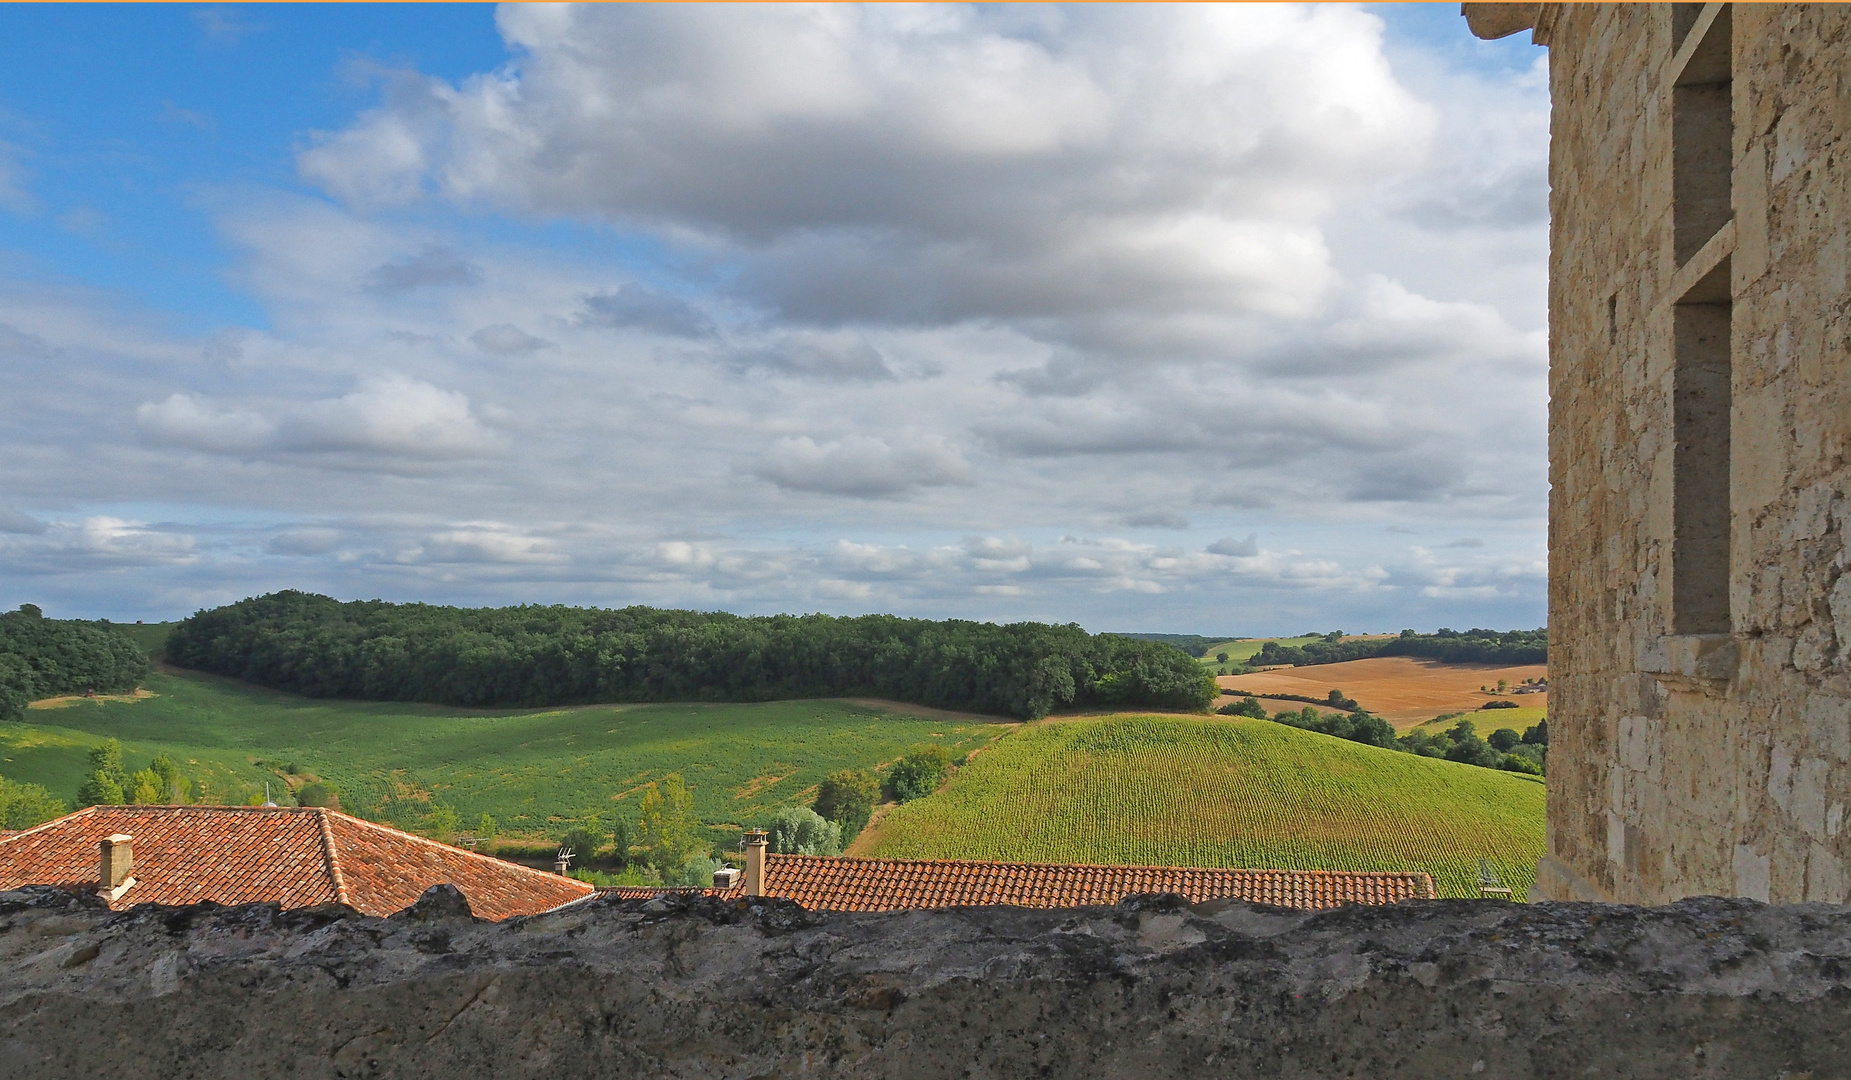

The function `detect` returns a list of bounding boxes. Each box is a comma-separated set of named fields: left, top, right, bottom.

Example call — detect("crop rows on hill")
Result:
left=860, top=715, right=1544, bottom=898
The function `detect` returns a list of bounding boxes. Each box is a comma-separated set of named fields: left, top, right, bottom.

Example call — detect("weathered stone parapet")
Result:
left=4, top=885, right=1849, bottom=1079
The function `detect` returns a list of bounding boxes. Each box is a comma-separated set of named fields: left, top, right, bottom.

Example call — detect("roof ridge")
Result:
left=768, top=852, right=1432, bottom=879
left=0, top=804, right=99, bottom=846
left=319, top=808, right=595, bottom=892
left=314, top=808, right=354, bottom=908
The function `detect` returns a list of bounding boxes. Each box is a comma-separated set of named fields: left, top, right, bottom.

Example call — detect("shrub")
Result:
left=665, top=855, right=725, bottom=888
left=559, top=818, right=609, bottom=867
left=1216, top=696, right=1268, bottom=719
left=1480, top=700, right=1519, bottom=710
left=1215, top=652, right=1229, bottom=663
left=814, top=768, right=879, bottom=838
left=886, top=744, right=953, bottom=802
left=1500, top=752, right=1543, bottom=775
left=422, top=805, right=462, bottom=843
left=1445, top=733, right=1502, bottom=769
left=295, top=781, right=337, bottom=808
left=609, top=816, right=633, bottom=869
left=1508, top=743, right=1547, bottom=772
left=1487, top=728, right=1522, bottom=752
left=0, top=775, right=65, bottom=828
left=1397, top=730, right=1450, bottom=758
left=766, top=806, right=842, bottom=856
left=149, top=753, right=191, bottom=804
left=637, top=774, right=701, bottom=871
left=76, top=738, right=129, bottom=806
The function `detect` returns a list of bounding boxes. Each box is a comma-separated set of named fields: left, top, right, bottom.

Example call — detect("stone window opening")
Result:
left=1671, top=5, right=1732, bottom=266
left=1672, top=257, right=1732, bottom=635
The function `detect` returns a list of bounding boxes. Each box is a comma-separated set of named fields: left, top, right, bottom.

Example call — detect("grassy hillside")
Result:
left=4, top=665, right=1010, bottom=843
left=855, top=714, right=1544, bottom=898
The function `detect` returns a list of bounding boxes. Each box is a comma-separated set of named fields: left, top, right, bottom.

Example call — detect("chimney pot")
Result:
left=742, top=829, right=768, bottom=897
left=99, top=833, right=135, bottom=898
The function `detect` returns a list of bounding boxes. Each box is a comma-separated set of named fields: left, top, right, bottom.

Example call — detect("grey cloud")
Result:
left=266, top=527, right=344, bottom=556
left=722, top=334, right=894, bottom=382
left=1397, top=160, right=1548, bottom=232
left=1345, top=456, right=1463, bottom=503
left=579, top=285, right=715, bottom=338
left=1444, top=537, right=1487, bottom=548
left=1123, top=511, right=1190, bottom=531
left=1207, top=534, right=1259, bottom=557
left=0, top=503, right=46, bottom=535
left=749, top=435, right=972, bottom=498
left=470, top=324, right=553, bottom=355
left=0, top=324, right=58, bottom=360
left=0, top=517, right=198, bottom=572
left=363, top=247, right=480, bottom=295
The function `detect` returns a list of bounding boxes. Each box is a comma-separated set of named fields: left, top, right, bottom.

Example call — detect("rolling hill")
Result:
left=852, top=713, right=1544, bottom=898
left=6, top=665, right=1010, bottom=844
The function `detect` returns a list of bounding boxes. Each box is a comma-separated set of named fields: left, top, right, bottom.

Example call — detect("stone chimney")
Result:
left=98, top=833, right=136, bottom=901
left=713, top=867, right=741, bottom=890
left=742, top=829, right=768, bottom=897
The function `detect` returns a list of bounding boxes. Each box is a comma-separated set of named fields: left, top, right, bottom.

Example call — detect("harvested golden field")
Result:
left=1218, top=656, right=1547, bottom=727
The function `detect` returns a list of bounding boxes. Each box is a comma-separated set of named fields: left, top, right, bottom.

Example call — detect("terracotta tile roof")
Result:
left=593, top=854, right=1434, bottom=912
left=0, top=806, right=593, bottom=920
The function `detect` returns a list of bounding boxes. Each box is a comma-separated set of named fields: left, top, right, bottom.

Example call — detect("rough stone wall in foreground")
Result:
left=4, top=886, right=1851, bottom=1079
left=1544, top=3, right=1851, bottom=903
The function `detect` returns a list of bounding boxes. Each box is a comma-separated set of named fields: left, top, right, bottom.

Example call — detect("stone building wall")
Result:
left=1491, top=3, right=1851, bottom=902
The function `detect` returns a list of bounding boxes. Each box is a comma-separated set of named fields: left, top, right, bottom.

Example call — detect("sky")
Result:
left=0, top=3, right=1549, bottom=634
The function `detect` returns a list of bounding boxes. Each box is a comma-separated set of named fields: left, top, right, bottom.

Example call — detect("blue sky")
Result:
left=0, top=4, right=1549, bottom=633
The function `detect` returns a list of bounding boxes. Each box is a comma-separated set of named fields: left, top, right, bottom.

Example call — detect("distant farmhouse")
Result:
left=1467, top=4, right=1851, bottom=903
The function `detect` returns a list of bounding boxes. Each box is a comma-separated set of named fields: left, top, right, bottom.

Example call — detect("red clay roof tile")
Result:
left=596, top=854, right=1434, bottom=911
left=0, top=806, right=593, bottom=920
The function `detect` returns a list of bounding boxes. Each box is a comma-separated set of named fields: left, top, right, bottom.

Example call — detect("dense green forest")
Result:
left=0, top=605, right=150, bottom=721
left=166, top=592, right=1218, bottom=720
left=1105, top=633, right=1239, bottom=658
left=1249, top=627, right=1547, bottom=668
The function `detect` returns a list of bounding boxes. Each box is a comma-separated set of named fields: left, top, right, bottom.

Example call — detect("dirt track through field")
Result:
left=1218, top=656, right=1547, bottom=726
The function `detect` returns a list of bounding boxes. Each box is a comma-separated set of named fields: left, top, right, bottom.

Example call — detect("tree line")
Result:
left=1247, top=627, right=1547, bottom=669
left=1220, top=693, right=1548, bottom=775
left=550, top=744, right=958, bottom=888
left=0, top=604, right=150, bottom=721
left=165, top=592, right=1219, bottom=720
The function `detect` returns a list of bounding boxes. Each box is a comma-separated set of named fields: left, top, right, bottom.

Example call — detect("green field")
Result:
left=856, top=714, right=1544, bottom=898
left=1196, top=635, right=1392, bottom=670
left=3, top=665, right=1010, bottom=843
